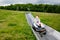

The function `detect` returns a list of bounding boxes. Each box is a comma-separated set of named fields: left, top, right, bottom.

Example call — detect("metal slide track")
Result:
left=25, top=13, right=60, bottom=40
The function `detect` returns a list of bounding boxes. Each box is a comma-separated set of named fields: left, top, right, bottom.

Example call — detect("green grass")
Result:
left=0, top=9, right=36, bottom=40
left=32, top=12, right=60, bottom=32
left=0, top=9, right=60, bottom=40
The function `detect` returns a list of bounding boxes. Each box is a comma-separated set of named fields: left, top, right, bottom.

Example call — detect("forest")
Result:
left=0, top=4, right=60, bottom=13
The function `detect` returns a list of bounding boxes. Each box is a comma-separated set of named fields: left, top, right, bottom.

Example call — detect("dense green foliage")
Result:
left=0, top=4, right=60, bottom=13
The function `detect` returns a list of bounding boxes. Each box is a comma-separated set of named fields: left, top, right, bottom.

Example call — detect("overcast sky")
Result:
left=0, top=0, right=60, bottom=6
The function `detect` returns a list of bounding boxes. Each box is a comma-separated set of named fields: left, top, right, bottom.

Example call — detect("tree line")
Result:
left=0, top=4, right=60, bottom=13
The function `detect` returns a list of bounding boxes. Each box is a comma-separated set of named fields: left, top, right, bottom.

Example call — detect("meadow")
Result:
left=0, top=9, right=60, bottom=40
left=32, top=12, right=60, bottom=32
left=0, top=9, right=36, bottom=40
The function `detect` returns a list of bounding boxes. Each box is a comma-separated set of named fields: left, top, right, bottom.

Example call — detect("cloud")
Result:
left=36, top=0, right=60, bottom=4
left=0, top=0, right=60, bottom=6
left=0, top=0, right=38, bottom=6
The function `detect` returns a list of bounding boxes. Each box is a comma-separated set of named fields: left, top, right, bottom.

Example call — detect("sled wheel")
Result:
left=44, top=32, right=46, bottom=35
left=32, top=27, right=36, bottom=31
left=39, top=32, right=43, bottom=37
left=40, top=34, right=43, bottom=37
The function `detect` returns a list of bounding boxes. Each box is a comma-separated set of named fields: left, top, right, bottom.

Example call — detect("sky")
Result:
left=0, top=0, right=60, bottom=6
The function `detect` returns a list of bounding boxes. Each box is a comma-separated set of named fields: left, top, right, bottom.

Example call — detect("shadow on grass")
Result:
left=0, top=20, right=5, bottom=23
left=8, top=23, right=17, bottom=26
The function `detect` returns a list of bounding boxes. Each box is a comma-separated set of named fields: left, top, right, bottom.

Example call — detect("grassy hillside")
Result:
left=32, top=12, right=60, bottom=32
left=0, top=9, right=36, bottom=40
